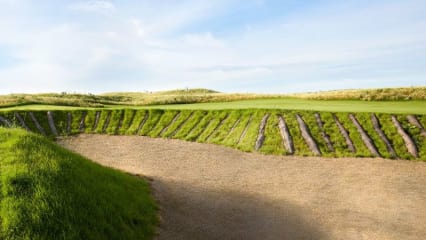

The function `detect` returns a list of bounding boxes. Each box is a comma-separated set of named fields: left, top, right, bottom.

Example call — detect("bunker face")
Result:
left=59, top=135, right=426, bottom=240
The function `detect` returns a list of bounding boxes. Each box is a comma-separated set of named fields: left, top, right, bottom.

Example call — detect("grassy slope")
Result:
left=1, top=109, right=425, bottom=161
left=0, top=128, right=158, bottom=240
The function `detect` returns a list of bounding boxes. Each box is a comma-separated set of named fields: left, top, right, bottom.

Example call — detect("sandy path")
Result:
left=58, top=135, right=426, bottom=240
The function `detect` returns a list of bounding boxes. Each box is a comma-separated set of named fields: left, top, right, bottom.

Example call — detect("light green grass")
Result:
left=2, top=99, right=426, bottom=114
left=138, top=99, right=426, bottom=114
left=0, top=128, right=158, bottom=239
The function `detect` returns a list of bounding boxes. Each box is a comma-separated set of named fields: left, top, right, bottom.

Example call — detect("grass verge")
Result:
left=0, top=128, right=158, bottom=239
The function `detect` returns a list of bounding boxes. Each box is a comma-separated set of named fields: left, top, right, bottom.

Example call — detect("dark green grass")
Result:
left=334, top=113, right=372, bottom=157
left=160, top=111, right=193, bottom=138
left=70, top=111, right=85, bottom=134
left=197, top=111, right=229, bottom=143
left=259, top=113, right=286, bottom=155
left=184, top=112, right=215, bottom=142
left=117, top=109, right=136, bottom=135
left=2, top=109, right=425, bottom=160
left=125, top=110, right=148, bottom=135
left=354, top=113, right=392, bottom=159
left=83, top=111, right=98, bottom=133
left=148, top=111, right=179, bottom=137
left=320, top=112, right=352, bottom=157
left=0, top=128, right=158, bottom=240
left=396, top=115, right=426, bottom=160
left=94, top=110, right=111, bottom=133
left=30, top=111, right=53, bottom=136
left=376, top=114, right=411, bottom=159
left=173, top=111, right=207, bottom=139
left=208, top=111, right=242, bottom=144
left=139, top=110, right=164, bottom=136
left=237, top=111, right=266, bottom=152
left=420, top=115, right=426, bottom=131
left=296, top=112, right=330, bottom=156
left=104, top=110, right=124, bottom=135
left=282, top=112, right=311, bottom=156
left=419, top=115, right=426, bottom=159
left=222, top=112, right=252, bottom=147
left=48, top=111, right=69, bottom=136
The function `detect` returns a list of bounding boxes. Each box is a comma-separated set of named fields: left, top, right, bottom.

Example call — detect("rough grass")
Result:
left=160, top=111, right=193, bottom=138
left=148, top=110, right=179, bottom=137
left=173, top=111, right=207, bottom=139
left=259, top=113, right=286, bottom=155
left=139, top=110, right=164, bottom=136
left=0, top=128, right=158, bottom=240
left=208, top=111, right=242, bottom=144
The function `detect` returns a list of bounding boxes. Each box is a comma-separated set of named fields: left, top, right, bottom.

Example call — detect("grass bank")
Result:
left=2, top=109, right=425, bottom=161
left=0, top=128, right=158, bottom=239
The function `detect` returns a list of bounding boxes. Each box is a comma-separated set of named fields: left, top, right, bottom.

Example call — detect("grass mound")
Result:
left=0, top=128, right=158, bottom=240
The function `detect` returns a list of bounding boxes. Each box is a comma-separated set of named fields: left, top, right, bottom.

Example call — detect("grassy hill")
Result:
left=0, top=128, right=158, bottom=239
left=1, top=87, right=425, bottom=110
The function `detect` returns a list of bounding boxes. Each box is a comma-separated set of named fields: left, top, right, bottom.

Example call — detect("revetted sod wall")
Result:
left=1, top=109, right=425, bottom=160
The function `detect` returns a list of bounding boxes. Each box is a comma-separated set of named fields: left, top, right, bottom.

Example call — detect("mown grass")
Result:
left=3, top=99, right=426, bottom=114
left=2, top=87, right=426, bottom=114
left=139, top=99, right=426, bottom=114
left=0, top=128, right=158, bottom=240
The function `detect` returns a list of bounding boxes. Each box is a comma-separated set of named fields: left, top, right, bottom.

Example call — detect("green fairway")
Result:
left=0, top=128, right=158, bottom=239
left=2, top=98, right=426, bottom=114
left=134, top=98, right=426, bottom=114
left=0, top=104, right=90, bottom=111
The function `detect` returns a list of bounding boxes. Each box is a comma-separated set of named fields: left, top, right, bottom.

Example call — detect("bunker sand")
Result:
left=58, top=135, right=426, bottom=240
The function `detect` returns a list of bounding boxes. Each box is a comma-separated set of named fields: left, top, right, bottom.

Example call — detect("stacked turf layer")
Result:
left=0, top=128, right=158, bottom=239
left=0, top=109, right=425, bottom=160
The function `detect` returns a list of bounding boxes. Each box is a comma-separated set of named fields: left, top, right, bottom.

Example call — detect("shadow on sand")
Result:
left=151, top=178, right=328, bottom=240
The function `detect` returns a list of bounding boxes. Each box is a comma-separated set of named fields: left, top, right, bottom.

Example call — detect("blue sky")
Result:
left=0, top=0, right=425, bottom=94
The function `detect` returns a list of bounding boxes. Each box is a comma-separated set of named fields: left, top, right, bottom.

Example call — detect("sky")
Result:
left=0, top=0, right=425, bottom=94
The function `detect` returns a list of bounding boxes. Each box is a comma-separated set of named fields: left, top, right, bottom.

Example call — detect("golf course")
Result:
left=0, top=87, right=425, bottom=239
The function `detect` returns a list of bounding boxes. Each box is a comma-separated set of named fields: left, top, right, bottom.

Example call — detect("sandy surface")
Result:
left=58, top=134, right=426, bottom=240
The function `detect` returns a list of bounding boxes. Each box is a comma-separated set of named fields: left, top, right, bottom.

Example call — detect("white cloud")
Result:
left=68, top=1, right=115, bottom=12
left=182, top=32, right=225, bottom=48
left=0, top=0, right=425, bottom=94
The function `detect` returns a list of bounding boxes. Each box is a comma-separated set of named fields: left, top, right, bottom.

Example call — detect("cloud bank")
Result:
left=0, top=0, right=425, bottom=94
